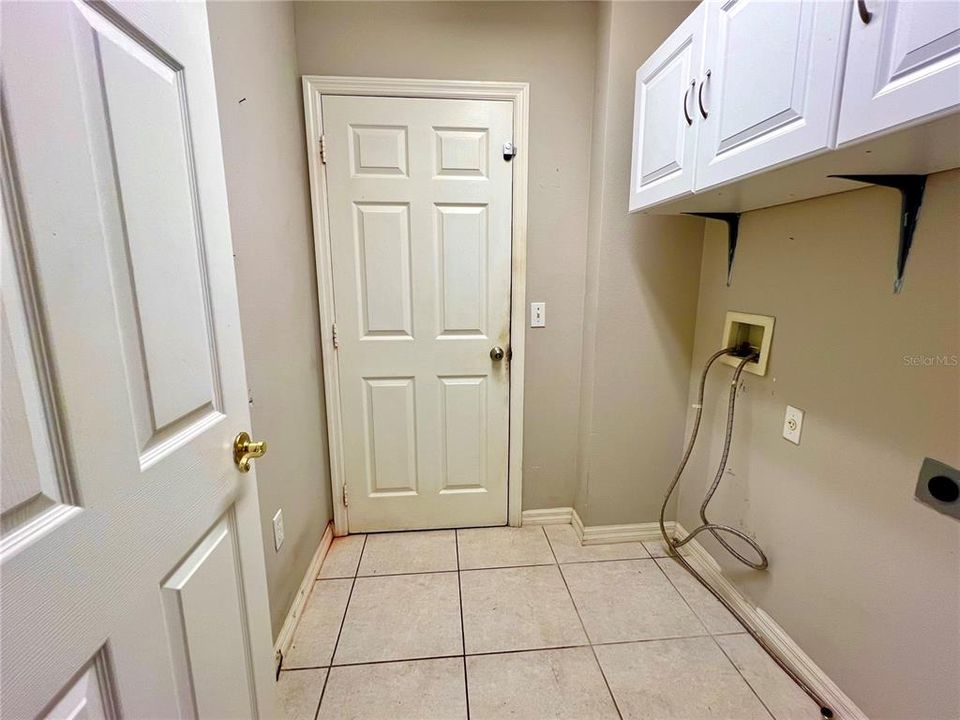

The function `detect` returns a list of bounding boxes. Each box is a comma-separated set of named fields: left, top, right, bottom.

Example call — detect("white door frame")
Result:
left=302, top=76, right=529, bottom=535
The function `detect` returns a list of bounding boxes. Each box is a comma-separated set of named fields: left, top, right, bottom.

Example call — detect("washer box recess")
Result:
left=721, top=311, right=775, bottom=376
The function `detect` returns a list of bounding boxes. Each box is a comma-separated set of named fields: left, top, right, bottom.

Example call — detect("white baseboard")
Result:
left=520, top=507, right=574, bottom=525
left=520, top=508, right=865, bottom=719
left=521, top=507, right=675, bottom=545
left=673, top=523, right=867, bottom=720
left=273, top=522, right=333, bottom=672
left=575, top=509, right=676, bottom=546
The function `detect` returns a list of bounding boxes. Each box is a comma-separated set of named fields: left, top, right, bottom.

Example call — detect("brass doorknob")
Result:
left=234, top=432, right=267, bottom=473
left=490, top=346, right=505, bottom=361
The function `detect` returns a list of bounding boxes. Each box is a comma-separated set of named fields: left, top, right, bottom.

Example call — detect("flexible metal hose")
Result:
left=659, top=347, right=835, bottom=719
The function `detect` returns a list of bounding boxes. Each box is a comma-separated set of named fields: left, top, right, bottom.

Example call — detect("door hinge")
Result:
left=320, top=134, right=327, bottom=164
left=341, top=484, right=349, bottom=507
left=331, top=322, right=339, bottom=349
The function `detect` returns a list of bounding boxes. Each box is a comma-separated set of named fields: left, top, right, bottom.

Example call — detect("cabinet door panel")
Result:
left=838, top=0, right=960, bottom=145
left=695, top=0, right=847, bottom=190
left=629, top=5, right=705, bottom=211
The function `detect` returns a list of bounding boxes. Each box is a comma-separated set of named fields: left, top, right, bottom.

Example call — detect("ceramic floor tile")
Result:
left=357, top=530, right=457, bottom=576
left=317, top=658, right=466, bottom=720
left=460, top=565, right=587, bottom=654
left=656, top=558, right=743, bottom=634
left=334, top=572, right=462, bottom=664
left=545, top=524, right=651, bottom=563
left=277, top=668, right=327, bottom=720
left=561, top=559, right=706, bottom=643
left=595, top=637, right=771, bottom=720
left=457, top=526, right=555, bottom=569
left=467, top=647, right=620, bottom=720
left=717, top=633, right=822, bottom=719
left=318, top=534, right=366, bottom=579
left=284, top=579, right=352, bottom=668
left=642, top=538, right=672, bottom=558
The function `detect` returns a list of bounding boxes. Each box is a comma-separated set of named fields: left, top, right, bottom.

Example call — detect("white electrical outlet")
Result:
left=530, top=302, right=546, bottom=328
left=782, top=405, right=804, bottom=445
left=272, top=509, right=285, bottom=551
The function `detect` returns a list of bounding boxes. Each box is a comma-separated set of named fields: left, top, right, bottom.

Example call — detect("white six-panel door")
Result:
left=1, top=2, right=275, bottom=717
left=629, top=4, right=706, bottom=211
left=694, top=0, right=847, bottom=190
left=837, top=0, right=960, bottom=145
left=321, top=95, right=513, bottom=532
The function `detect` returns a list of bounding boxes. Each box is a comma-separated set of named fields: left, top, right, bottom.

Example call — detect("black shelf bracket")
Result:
left=686, top=212, right=741, bottom=286
left=829, top=174, right=928, bottom=294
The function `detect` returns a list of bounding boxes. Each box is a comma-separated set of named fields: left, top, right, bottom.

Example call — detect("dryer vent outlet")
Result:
left=721, top=311, right=775, bottom=376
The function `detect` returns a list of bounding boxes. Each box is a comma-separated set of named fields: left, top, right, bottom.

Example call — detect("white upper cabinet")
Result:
left=628, top=0, right=960, bottom=213
left=629, top=4, right=706, bottom=211
left=837, top=0, right=960, bottom=145
left=694, top=0, right=848, bottom=190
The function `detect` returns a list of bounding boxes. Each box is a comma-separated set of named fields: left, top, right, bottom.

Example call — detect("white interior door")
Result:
left=629, top=3, right=705, bottom=211
left=694, top=0, right=847, bottom=190
left=837, top=0, right=960, bottom=145
left=1, top=2, right=275, bottom=718
left=320, top=95, right=513, bottom=532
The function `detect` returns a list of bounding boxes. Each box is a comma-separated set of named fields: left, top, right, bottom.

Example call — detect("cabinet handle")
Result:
left=682, top=81, right=694, bottom=126
left=856, top=0, right=873, bottom=24
left=698, top=69, right=712, bottom=119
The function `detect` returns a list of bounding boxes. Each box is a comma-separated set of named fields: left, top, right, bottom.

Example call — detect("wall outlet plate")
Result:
left=272, top=509, right=285, bottom=551
left=782, top=405, right=804, bottom=445
left=530, top=302, right=545, bottom=328
left=721, top=311, right=775, bottom=376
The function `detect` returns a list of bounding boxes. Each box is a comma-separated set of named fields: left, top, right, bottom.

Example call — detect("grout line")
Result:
left=544, top=526, right=623, bottom=720
left=651, top=555, right=712, bottom=635
left=712, top=634, right=778, bottom=720
left=455, top=530, right=471, bottom=720
left=313, top=533, right=368, bottom=720
left=555, top=556, right=656, bottom=567
left=652, top=556, right=776, bottom=720
left=325, top=653, right=466, bottom=669
left=288, top=633, right=725, bottom=671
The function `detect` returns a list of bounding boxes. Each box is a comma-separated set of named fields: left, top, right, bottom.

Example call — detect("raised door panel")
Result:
left=838, top=0, right=960, bottom=144
left=354, top=203, right=414, bottom=339
left=162, top=514, right=255, bottom=719
left=361, top=378, right=419, bottom=495
left=40, top=651, right=118, bottom=720
left=629, top=4, right=705, bottom=211
left=439, top=377, right=487, bottom=492
left=78, top=6, right=226, bottom=470
left=695, top=0, right=847, bottom=190
left=437, top=205, right=488, bottom=337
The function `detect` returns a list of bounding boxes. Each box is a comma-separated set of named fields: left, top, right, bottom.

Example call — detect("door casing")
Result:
left=302, top=76, right=529, bottom=535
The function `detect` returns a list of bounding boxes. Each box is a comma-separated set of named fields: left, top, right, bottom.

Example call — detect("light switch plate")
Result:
left=783, top=405, right=804, bottom=445
left=272, top=509, right=285, bottom=551
left=530, top=302, right=545, bottom=328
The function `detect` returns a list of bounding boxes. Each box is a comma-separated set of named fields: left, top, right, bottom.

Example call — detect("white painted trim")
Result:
left=520, top=507, right=574, bottom=526
left=273, top=522, right=334, bottom=671
left=302, top=76, right=530, bottom=534
left=674, top=524, right=868, bottom=720
left=568, top=508, right=676, bottom=546
left=520, top=507, right=676, bottom=544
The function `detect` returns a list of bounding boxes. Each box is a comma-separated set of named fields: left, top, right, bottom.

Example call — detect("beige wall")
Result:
left=208, top=1, right=333, bottom=640
left=679, top=171, right=960, bottom=719
left=294, top=0, right=598, bottom=510
left=576, top=1, right=705, bottom=525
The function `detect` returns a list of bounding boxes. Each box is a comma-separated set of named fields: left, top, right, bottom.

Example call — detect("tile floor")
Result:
left=278, top=525, right=821, bottom=720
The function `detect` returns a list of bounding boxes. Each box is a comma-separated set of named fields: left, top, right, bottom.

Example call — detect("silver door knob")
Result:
left=490, top=346, right=505, bottom=361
